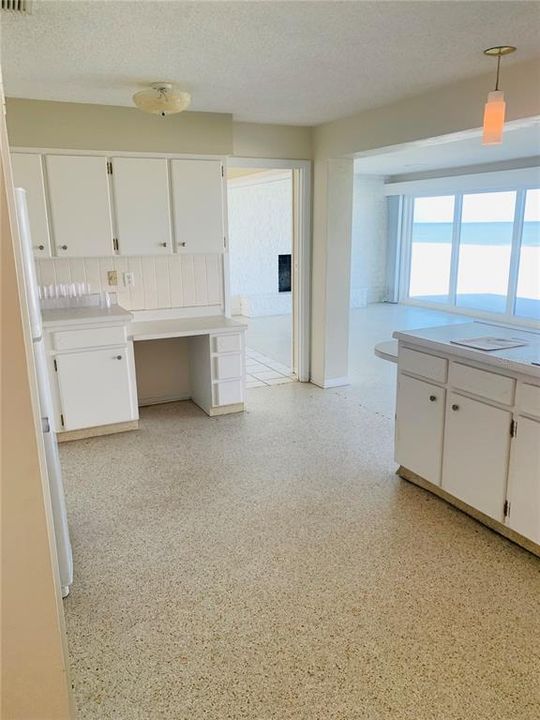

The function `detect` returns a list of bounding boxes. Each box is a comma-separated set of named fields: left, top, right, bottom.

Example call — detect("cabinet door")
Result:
left=170, top=159, right=225, bottom=253
left=56, top=347, right=136, bottom=430
left=507, top=417, right=540, bottom=543
left=442, top=393, right=510, bottom=521
left=46, top=155, right=114, bottom=257
left=395, top=373, right=446, bottom=485
left=11, top=153, right=51, bottom=257
left=111, top=157, right=172, bottom=255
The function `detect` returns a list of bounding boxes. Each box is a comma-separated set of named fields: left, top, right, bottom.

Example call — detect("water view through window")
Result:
left=456, top=191, right=515, bottom=313
left=409, top=195, right=454, bottom=303
left=407, top=188, right=540, bottom=319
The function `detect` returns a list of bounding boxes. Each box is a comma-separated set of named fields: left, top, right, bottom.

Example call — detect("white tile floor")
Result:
left=243, top=304, right=470, bottom=401
left=245, top=347, right=296, bottom=388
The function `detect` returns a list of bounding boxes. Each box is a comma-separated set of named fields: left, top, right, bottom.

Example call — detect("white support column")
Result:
left=310, top=157, right=354, bottom=388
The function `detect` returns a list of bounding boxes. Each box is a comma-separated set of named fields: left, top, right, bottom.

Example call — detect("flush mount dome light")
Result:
left=133, top=82, right=191, bottom=117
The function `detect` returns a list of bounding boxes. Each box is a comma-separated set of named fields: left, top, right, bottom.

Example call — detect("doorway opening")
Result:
left=226, top=161, right=309, bottom=387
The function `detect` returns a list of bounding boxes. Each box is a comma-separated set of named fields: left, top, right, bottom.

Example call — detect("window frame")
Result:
left=393, top=176, right=539, bottom=327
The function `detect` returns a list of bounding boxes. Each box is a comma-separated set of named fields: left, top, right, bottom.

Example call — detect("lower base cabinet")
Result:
left=441, top=392, right=511, bottom=522
left=56, top=346, right=136, bottom=430
left=506, top=416, right=540, bottom=543
left=396, top=373, right=446, bottom=485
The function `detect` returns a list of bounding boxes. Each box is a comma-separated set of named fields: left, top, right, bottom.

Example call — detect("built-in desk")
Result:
left=129, top=314, right=248, bottom=417
left=129, top=315, right=246, bottom=342
left=43, top=307, right=248, bottom=442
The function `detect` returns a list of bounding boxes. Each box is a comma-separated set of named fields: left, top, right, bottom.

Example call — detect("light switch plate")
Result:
left=107, top=270, right=118, bottom=286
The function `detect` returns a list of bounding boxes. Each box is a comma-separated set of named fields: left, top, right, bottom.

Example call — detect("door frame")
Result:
left=225, top=157, right=311, bottom=382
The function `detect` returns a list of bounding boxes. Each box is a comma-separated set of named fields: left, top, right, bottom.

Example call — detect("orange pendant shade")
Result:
left=482, top=90, right=506, bottom=145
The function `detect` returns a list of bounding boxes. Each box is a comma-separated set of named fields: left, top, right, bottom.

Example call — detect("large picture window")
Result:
left=403, top=186, right=540, bottom=321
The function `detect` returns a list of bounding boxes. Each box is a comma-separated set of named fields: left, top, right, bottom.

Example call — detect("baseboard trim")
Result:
left=138, top=393, right=191, bottom=407
left=398, top=466, right=540, bottom=558
left=208, top=402, right=245, bottom=417
left=311, top=375, right=350, bottom=389
left=57, top=420, right=139, bottom=443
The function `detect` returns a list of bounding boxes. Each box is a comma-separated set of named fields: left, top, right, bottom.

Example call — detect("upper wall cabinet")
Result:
left=46, top=155, right=114, bottom=257
left=111, top=157, right=172, bottom=256
left=11, top=153, right=52, bottom=257
left=170, top=159, right=225, bottom=254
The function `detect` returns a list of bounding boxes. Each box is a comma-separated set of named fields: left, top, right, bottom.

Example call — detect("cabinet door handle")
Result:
left=59, top=245, right=68, bottom=250
left=429, top=395, right=437, bottom=402
left=35, top=245, right=45, bottom=251
left=115, top=355, right=123, bottom=360
left=160, top=242, right=167, bottom=247
left=451, top=403, right=459, bottom=411
left=179, top=241, right=186, bottom=247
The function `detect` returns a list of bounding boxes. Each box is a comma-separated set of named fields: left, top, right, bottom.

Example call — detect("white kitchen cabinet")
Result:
left=111, top=157, right=172, bottom=255
left=46, top=154, right=114, bottom=257
left=11, top=153, right=51, bottom=257
left=55, top=347, right=136, bottom=430
left=442, top=392, right=511, bottom=521
left=506, top=417, right=540, bottom=544
left=170, top=159, right=225, bottom=253
left=395, top=373, right=446, bottom=485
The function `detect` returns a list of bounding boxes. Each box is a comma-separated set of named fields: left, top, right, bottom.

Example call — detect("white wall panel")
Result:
left=194, top=255, right=208, bottom=305
left=168, top=255, right=183, bottom=308
left=181, top=255, right=196, bottom=307
left=36, top=254, right=223, bottom=311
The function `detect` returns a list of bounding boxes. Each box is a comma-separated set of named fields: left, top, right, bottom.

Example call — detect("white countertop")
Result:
left=42, top=305, right=133, bottom=328
left=393, top=322, right=540, bottom=378
left=129, top=315, right=247, bottom=341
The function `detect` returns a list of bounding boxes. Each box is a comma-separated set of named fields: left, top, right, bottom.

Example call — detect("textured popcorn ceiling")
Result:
left=2, top=0, right=540, bottom=125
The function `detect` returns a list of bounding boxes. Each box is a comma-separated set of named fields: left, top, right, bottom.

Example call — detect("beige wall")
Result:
left=6, top=99, right=314, bottom=161
left=313, top=57, right=540, bottom=160
left=7, top=98, right=233, bottom=155
left=232, top=121, right=312, bottom=160
left=1, top=95, right=73, bottom=717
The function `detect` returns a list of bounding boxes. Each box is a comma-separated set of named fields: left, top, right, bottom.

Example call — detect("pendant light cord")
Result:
left=495, top=52, right=501, bottom=91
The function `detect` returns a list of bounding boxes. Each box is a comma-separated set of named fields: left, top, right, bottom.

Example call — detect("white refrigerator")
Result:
left=15, top=187, right=73, bottom=597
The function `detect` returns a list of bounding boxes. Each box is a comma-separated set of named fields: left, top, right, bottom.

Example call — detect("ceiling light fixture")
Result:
left=482, top=45, right=516, bottom=145
left=133, top=82, right=191, bottom=117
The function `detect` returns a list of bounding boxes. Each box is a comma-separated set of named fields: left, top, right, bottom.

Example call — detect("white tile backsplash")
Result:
left=36, top=254, right=224, bottom=311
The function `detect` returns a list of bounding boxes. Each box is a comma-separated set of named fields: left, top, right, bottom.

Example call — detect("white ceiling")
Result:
left=1, top=1, right=540, bottom=125
left=354, top=122, right=540, bottom=176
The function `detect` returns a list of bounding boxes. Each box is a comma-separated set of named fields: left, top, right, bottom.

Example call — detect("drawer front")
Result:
left=449, top=362, right=515, bottom=405
left=213, top=333, right=241, bottom=354
left=399, top=347, right=448, bottom=383
left=214, top=380, right=244, bottom=407
left=53, top=325, right=127, bottom=351
left=214, top=353, right=242, bottom=381
left=516, top=383, right=540, bottom=419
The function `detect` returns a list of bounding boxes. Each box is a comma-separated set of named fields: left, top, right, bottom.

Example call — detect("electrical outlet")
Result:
left=123, top=272, right=135, bottom=288
left=107, top=270, right=118, bottom=286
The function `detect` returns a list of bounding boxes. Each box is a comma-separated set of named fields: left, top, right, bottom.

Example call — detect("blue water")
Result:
left=412, top=221, right=540, bottom=246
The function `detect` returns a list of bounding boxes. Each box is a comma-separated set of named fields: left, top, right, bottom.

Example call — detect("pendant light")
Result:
left=133, top=82, right=191, bottom=117
left=482, top=46, right=516, bottom=145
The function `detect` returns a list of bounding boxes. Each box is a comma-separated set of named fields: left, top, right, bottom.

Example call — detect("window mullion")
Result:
left=506, top=189, right=526, bottom=317
left=448, top=193, right=462, bottom=306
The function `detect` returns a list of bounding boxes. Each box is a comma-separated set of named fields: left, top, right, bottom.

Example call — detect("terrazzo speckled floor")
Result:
left=61, top=381, right=540, bottom=719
